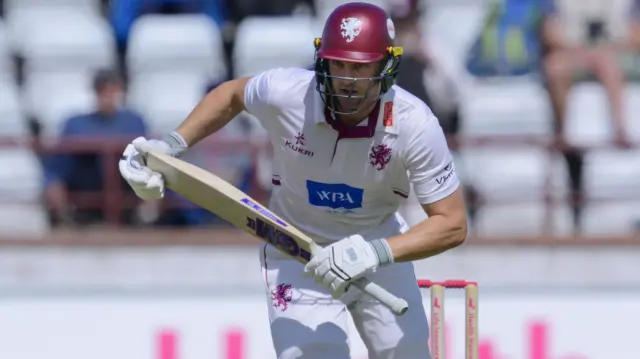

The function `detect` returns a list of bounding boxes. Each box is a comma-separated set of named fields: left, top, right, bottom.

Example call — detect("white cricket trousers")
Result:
left=259, top=244, right=431, bottom=359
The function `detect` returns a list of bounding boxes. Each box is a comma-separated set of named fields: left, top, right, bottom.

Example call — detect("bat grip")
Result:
left=308, top=243, right=408, bottom=315
left=353, top=277, right=409, bottom=316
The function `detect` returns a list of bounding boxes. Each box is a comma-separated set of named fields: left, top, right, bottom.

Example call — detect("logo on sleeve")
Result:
left=306, top=181, right=364, bottom=211
left=435, top=161, right=456, bottom=185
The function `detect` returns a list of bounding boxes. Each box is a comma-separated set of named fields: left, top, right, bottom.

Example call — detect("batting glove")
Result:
left=118, top=133, right=187, bottom=200
left=303, top=234, right=394, bottom=299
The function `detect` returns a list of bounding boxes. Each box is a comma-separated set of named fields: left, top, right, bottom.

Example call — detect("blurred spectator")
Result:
left=390, top=0, right=481, bottom=223
left=42, top=69, right=148, bottom=227
left=540, top=0, right=640, bottom=230
left=110, top=0, right=226, bottom=62
left=466, top=0, right=544, bottom=77
left=464, top=0, right=639, bottom=231
left=541, top=0, right=638, bottom=148
left=463, top=0, right=547, bottom=223
left=390, top=0, right=461, bottom=134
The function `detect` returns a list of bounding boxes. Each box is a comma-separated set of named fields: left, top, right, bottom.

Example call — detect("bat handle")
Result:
left=353, top=277, right=409, bottom=316
left=308, top=243, right=408, bottom=315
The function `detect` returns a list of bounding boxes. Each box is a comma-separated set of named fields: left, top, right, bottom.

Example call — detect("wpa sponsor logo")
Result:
left=306, top=181, right=364, bottom=212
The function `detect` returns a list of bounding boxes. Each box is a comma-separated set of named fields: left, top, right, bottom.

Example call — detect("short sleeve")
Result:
left=243, top=70, right=273, bottom=116
left=243, top=68, right=308, bottom=135
left=244, top=67, right=305, bottom=115
left=404, top=114, right=459, bottom=205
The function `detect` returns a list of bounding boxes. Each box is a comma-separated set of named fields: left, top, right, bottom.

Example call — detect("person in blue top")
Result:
left=42, top=69, right=148, bottom=226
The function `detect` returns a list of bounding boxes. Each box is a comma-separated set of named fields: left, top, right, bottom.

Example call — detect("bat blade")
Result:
left=145, top=150, right=313, bottom=263
left=145, top=150, right=409, bottom=316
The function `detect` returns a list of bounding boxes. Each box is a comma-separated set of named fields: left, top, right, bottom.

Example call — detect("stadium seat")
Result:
left=0, top=20, right=14, bottom=81
left=472, top=203, right=574, bottom=237
left=625, top=84, right=640, bottom=142
left=0, top=80, right=29, bottom=139
left=127, top=72, right=208, bottom=136
left=4, top=0, right=102, bottom=49
left=126, top=14, right=227, bottom=83
left=0, top=148, right=50, bottom=236
left=562, top=83, right=640, bottom=236
left=459, top=146, right=571, bottom=235
left=581, top=202, right=640, bottom=235
left=7, top=8, right=115, bottom=68
left=3, top=0, right=101, bottom=13
left=315, top=0, right=388, bottom=22
left=424, top=0, right=487, bottom=64
left=567, top=83, right=640, bottom=233
left=22, top=71, right=97, bottom=138
left=583, top=148, right=640, bottom=199
left=459, top=146, right=567, bottom=201
left=564, top=83, right=611, bottom=147
left=233, top=16, right=317, bottom=77
left=460, top=78, right=552, bottom=136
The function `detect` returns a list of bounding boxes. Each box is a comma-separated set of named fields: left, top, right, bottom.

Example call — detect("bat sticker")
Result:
left=240, top=198, right=288, bottom=227
left=246, top=217, right=312, bottom=261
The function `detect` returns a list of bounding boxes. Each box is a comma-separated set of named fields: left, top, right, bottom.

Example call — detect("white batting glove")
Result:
left=303, top=235, right=394, bottom=299
left=118, top=133, right=187, bottom=201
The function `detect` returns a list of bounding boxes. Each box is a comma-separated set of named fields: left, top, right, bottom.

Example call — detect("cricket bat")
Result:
left=145, top=150, right=409, bottom=316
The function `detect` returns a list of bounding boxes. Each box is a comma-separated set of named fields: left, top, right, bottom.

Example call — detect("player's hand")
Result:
left=118, top=136, right=173, bottom=200
left=303, top=235, right=385, bottom=299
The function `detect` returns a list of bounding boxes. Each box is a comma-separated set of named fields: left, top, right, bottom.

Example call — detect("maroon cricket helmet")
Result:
left=313, top=2, right=404, bottom=116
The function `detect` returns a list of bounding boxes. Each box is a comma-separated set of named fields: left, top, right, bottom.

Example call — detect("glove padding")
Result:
left=303, top=234, right=381, bottom=299
left=119, top=137, right=173, bottom=200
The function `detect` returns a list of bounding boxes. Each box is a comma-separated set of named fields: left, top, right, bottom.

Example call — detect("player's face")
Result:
left=328, top=60, right=382, bottom=114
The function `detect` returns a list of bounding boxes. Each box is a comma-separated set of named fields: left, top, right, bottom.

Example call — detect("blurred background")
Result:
left=0, top=0, right=638, bottom=358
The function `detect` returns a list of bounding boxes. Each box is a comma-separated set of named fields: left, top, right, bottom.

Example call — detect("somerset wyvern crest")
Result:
left=340, top=17, right=362, bottom=43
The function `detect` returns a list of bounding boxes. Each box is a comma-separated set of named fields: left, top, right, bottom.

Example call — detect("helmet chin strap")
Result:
left=329, top=95, right=380, bottom=126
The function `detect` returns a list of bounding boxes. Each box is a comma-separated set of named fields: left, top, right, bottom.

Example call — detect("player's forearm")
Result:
left=174, top=78, right=248, bottom=146
left=384, top=213, right=467, bottom=263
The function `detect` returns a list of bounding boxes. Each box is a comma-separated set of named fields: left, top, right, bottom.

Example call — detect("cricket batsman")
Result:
left=119, top=2, right=467, bottom=358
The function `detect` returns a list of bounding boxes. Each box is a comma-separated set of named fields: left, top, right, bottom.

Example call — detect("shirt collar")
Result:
left=316, top=89, right=398, bottom=137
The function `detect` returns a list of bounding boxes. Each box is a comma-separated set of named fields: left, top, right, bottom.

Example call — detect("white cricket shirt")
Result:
left=243, top=67, right=459, bottom=242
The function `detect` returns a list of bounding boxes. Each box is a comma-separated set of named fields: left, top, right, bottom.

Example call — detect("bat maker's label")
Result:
left=246, top=217, right=311, bottom=261
left=240, top=198, right=288, bottom=227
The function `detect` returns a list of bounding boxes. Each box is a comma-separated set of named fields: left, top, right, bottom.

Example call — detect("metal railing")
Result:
left=0, top=134, right=637, bottom=235
left=0, top=135, right=269, bottom=225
